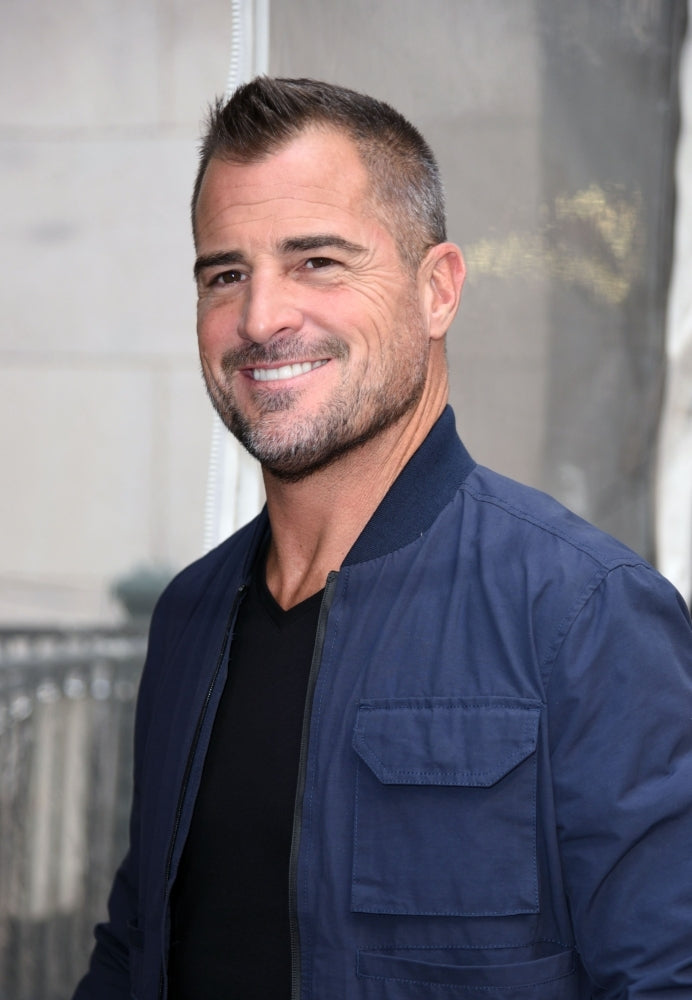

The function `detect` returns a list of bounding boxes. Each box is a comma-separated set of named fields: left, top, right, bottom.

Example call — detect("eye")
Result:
left=210, top=269, right=246, bottom=286
left=304, top=256, right=336, bottom=270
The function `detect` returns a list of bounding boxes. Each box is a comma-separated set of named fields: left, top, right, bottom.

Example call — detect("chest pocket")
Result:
left=351, top=698, right=541, bottom=917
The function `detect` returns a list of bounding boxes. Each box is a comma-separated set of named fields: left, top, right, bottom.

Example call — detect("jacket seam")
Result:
left=542, top=564, right=632, bottom=697
left=461, top=481, right=646, bottom=573
left=359, top=938, right=572, bottom=951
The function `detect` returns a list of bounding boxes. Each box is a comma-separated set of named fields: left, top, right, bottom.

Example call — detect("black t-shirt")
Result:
left=168, top=556, right=323, bottom=1000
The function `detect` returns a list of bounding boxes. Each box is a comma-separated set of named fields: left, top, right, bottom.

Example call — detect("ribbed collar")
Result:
left=239, top=406, right=475, bottom=580
left=343, top=405, right=476, bottom=566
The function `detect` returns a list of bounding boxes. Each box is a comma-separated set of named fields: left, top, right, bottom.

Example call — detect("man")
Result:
left=73, top=77, right=692, bottom=999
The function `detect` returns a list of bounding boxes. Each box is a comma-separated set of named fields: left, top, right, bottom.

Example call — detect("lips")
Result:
left=249, top=359, right=328, bottom=382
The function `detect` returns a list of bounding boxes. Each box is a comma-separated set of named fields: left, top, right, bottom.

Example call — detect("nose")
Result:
left=237, top=271, right=303, bottom=344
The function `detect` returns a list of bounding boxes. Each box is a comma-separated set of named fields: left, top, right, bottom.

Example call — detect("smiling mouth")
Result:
left=250, top=359, right=329, bottom=382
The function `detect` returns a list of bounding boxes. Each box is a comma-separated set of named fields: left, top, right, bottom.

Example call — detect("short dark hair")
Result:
left=191, top=76, right=446, bottom=268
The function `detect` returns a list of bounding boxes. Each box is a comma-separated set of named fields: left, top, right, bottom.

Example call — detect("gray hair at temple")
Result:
left=191, top=76, right=447, bottom=271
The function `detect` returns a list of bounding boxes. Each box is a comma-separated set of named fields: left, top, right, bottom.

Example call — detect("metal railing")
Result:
left=0, top=627, right=147, bottom=1000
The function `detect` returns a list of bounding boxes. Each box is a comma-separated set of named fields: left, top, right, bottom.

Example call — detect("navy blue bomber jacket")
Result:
left=74, top=407, right=692, bottom=999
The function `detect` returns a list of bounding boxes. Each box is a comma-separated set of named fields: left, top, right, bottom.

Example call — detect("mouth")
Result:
left=248, top=359, right=329, bottom=382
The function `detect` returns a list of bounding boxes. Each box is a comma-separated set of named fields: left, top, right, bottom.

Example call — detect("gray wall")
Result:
left=0, top=0, right=234, bottom=622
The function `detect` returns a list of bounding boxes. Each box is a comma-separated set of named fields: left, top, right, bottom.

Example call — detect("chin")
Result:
left=208, top=360, right=428, bottom=482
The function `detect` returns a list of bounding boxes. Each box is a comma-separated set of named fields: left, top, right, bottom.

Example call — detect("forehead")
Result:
left=194, top=129, right=378, bottom=248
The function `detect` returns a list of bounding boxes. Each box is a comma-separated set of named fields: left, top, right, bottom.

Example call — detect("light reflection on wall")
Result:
left=465, top=183, right=643, bottom=306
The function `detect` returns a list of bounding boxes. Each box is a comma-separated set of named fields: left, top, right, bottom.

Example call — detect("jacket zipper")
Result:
left=158, top=583, right=248, bottom=1000
left=289, top=570, right=339, bottom=1000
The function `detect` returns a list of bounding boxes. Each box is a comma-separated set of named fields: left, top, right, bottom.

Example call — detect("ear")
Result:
left=419, top=243, right=466, bottom=341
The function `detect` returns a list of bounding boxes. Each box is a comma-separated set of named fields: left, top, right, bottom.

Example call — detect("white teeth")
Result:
left=251, top=359, right=327, bottom=382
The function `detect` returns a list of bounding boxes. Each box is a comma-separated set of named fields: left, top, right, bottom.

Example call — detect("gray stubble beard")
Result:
left=206, top=374, right=426, bottom=483
left=204, top=320, right=429, bottom=483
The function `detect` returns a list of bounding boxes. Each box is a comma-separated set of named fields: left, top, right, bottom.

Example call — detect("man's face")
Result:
left=194, top=128, right=434, bottom=481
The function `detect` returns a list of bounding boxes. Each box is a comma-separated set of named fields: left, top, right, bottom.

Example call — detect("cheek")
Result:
left=338, top=298, right=398, bottom=356
left=196, top=302, right=237, bottom=358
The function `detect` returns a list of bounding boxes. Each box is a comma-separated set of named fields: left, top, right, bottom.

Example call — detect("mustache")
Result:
left=220, top=337, right=348, bottom=372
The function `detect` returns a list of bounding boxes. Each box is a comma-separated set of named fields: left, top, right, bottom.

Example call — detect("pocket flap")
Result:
left=352, top=698, right=540, bottom=787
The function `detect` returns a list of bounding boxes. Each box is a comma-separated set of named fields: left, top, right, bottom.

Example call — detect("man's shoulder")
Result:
left=445, top=464, right=690, bottom=662
left=458, top=463, right=649, bottom=576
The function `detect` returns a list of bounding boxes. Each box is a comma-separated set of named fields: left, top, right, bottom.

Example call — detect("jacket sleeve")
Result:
left=547, top=561, right=692, bottom=996
left=71, top=584, right=172, bottom=1000
left=71, top=852, right=139, bottom=999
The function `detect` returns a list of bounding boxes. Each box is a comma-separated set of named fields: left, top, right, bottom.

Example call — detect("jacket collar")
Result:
left=238, top=405, right=475, bottom=578
left=343, top=405, right=476, bottom=566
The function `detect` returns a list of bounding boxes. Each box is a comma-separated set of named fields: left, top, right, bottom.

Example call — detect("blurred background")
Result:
left=1, top=1, right=690, bottom=996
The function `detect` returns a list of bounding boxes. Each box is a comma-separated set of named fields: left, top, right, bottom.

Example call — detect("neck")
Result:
left=263, top=382, right=447, bottom=610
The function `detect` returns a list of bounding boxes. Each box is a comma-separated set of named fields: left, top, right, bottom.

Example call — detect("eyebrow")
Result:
left=194, top=250, right=248, bottom=281
left=278, top=234, right=367, bottom=256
